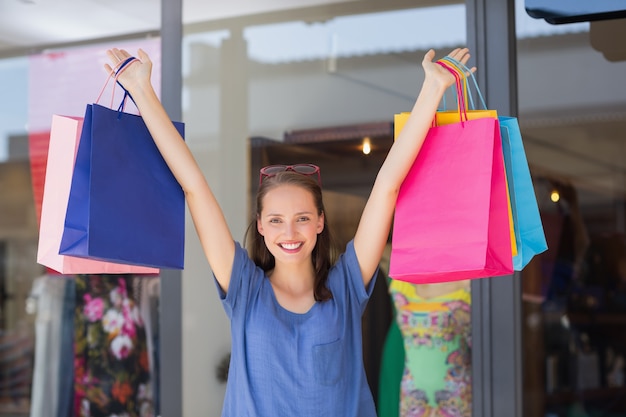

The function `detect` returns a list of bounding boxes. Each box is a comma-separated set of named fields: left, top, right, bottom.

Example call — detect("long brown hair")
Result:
left=244, top=171, right=337, bottom=301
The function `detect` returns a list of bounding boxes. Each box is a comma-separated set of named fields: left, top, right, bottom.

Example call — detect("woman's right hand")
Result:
left=104, top=48, right=153, bottom=97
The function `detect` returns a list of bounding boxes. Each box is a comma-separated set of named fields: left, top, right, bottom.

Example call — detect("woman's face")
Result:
left=257, top=184, right=324, bottom=265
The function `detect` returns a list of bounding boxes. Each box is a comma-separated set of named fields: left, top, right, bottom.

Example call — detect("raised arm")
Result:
left=353, top=48, right=475, bottom=287
left=105, top=48, right=235, bottom=293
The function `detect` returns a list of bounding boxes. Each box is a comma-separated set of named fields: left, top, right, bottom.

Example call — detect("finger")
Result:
left=463, top=67, right=477, bottom=78
left=107, top=48, right=132, bottom=69
left=105, top=49, right=117, bottom=63
left=106, top=49, right=124, bottom=69
left=453, top=50, right=470, bottom=63
left=107, top=48, right=126, bottom=60
left=137, top=48, right=151, bottom=64
left=447, top=47, right=463, bottom=57
left=118, top=49, right=131, bottom=60
left=448, top=47, right=468, bottom=58
left=422, top=49, right=436, bottom=64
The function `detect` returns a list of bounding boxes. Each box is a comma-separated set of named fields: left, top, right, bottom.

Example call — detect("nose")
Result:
left=283, top=221, right=296, bottom=238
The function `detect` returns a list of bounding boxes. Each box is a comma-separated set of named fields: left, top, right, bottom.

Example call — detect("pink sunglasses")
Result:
left=259, top=164, right=321, bottom=185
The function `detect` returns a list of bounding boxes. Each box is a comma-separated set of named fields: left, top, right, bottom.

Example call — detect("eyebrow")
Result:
left=264, top=211, right=315, bottom=217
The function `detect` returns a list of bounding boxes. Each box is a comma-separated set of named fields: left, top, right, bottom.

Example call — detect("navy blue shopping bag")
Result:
left=59, top=99, right=185, bottom=269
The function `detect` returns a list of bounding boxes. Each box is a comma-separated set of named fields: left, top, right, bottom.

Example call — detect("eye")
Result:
left=268, top=217, right=282, bottom=224
left=297, top=216, right=310, bottom=222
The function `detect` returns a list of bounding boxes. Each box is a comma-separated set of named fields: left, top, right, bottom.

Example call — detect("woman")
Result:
left=105, top=46, right=475, bottom=416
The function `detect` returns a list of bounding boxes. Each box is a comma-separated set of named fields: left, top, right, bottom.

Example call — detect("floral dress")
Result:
left=74, top=275, right=153, bottom=417
left=390, top=280, right=471, bottom=417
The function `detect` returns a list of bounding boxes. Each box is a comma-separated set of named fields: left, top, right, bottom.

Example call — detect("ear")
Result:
left=257, top=215, right=264, bottom=236
left=317, top=211, right=325, bottom=234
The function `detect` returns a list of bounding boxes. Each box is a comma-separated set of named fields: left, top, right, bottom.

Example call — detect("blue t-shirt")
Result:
left=216, top=240, right=378, bottom=417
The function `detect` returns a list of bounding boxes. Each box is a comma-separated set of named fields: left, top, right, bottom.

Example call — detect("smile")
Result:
left=279, top=242, right=303, bottom=250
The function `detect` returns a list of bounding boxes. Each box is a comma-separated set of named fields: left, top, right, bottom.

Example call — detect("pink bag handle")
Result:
left=94, top=57, right=139, bottom=112
left=436, top=60, right=469, bottom=125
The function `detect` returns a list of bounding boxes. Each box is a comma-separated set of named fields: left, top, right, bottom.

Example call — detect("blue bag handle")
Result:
left=94, top=56, right=139, bottom=116
left=113, top=57, right=138, bottom=112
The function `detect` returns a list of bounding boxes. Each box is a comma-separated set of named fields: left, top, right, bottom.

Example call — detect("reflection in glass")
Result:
left=519, top=4, right=626, bottom=415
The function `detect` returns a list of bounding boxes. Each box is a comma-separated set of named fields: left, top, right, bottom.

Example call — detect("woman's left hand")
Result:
left=422, top=47, right=476, bottom=90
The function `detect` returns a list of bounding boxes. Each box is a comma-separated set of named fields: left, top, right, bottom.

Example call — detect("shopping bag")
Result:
left=37, top=115, right=159, bottom=274
left=440, top=56, right=548, bottom=270
left=398, top=116, right=518, bottom=260
left=500, top=117, right=548, bottom=269
left=28, top=131, right=52, bottom=225
left=433, top=61, right=518, bottom=258
left=389, top=112, right=513, bottom=284
left=59, top=70, right=185, bottom=269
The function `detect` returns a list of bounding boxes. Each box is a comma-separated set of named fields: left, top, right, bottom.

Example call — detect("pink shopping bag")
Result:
left=389, top=115, right=513, bottom=284
left=36, top=114, right=158, bottom=274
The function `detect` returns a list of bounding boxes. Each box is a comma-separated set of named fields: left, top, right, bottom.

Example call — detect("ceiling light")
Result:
left=362, top=137, right=371, bottom=155
left=550, top=189, right=560, bottom=203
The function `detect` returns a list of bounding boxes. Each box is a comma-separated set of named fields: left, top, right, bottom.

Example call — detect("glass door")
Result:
left=518, top=7, right=626, bottom=417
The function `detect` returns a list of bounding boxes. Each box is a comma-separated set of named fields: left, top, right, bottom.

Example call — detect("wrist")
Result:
left=420, top=78, right=448, bottom=100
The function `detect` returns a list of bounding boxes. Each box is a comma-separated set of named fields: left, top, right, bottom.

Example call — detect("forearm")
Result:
left=353, top=77, right=447, bottom=282
left=128, top=80, right=207, bottom=197
left=376, top=78, right=447, bottom=194
left=104, top=48, right=236, bottom=290
left=128, top=78, right=236, bottom=287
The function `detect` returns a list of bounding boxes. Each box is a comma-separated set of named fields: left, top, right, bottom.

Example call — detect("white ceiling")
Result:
left=0, top=0, right=362, bottom=55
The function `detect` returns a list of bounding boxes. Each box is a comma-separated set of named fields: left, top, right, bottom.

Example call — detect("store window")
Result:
left=517, top=3, right=626, bottom=416
left=0, top=38, right=163, bottom=416
left=0, top=54, right=35, bottom=415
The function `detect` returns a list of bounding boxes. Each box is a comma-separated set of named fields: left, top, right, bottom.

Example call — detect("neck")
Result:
left=269, top=262, right=315, bottom=293
left=268, top=263, right=317, bottom=313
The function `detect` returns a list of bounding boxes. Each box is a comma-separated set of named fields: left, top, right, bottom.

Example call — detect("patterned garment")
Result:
left=390, top=280, right=471, bottom=417
left=74, top=275, right=153, bottom=417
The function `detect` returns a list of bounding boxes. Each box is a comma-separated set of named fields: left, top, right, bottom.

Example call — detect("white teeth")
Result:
left=281, top=242, right=301, bottom=250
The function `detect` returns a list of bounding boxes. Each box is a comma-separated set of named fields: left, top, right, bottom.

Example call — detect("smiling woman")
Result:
left=248, top=172, right=331, bottom=304
left=103, top=39, right=473, bottom=415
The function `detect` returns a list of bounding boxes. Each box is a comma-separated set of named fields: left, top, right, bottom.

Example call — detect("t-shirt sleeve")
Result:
left=213, top=241, right=263, bottom=320
left=333, top=239, right=378, bottom=314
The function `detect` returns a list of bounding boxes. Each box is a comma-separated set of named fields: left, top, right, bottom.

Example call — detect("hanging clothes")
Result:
left=137, top=276, right=161, bottom=416
left=29, top=274, right=66, bottom=417
left=57, top=278, right=76, bottom=417
left=390, top=280, right=472, bottom=417
left=377, top=314, right=404, bottom=417
left=73, top=275, right=153, bottom=417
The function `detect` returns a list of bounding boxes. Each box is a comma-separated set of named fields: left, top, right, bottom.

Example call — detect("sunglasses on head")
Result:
left=259, top=164, right=321, bottom=185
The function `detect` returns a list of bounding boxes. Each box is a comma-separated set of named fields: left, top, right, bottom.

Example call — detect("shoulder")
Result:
left=328, top=240, right=375, bottom=307
left=220, top=242, right=265, bottom=306
left=329, top=240, right=360, bottom=281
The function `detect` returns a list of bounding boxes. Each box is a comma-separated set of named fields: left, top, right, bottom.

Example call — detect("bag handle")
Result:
left=439, top=58, right=472, bottom=111
left=436, top=60, right=468, bottom=124
left=439, top=56, right=488, bottom=111
left=438, top=60, right=471, bottom=112
left=94, top=56, right=139, bottom=113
